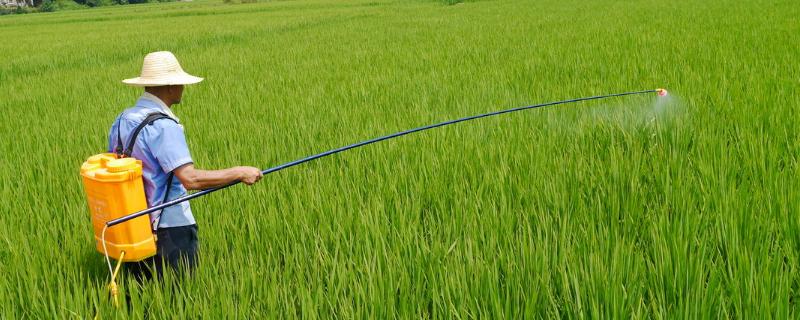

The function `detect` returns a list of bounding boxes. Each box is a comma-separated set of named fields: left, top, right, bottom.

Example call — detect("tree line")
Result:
left=1, top=0, right=176, bottom=14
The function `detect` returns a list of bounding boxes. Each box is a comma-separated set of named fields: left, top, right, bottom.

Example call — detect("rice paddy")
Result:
left=0, top=0, right=798, bottom=317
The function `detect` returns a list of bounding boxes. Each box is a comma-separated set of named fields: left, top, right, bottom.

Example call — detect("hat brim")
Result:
left=122, top=72, right=204, bottom=87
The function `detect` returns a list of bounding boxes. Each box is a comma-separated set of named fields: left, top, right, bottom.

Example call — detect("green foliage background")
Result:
left=0, top=0, right=798, bottom=317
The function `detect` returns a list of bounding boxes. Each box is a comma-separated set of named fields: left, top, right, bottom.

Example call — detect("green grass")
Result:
left=1, top=0, right=798, bottom=317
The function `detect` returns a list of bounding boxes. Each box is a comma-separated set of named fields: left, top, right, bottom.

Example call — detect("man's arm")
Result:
left=173, top=164, right=263, bottom=191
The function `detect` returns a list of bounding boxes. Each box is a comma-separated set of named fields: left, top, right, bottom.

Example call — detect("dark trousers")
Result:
left=128, top=224, right=199, bottom=281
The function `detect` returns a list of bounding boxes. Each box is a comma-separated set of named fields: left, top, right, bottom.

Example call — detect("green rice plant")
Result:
left=0, top=0, right=798, bottom=318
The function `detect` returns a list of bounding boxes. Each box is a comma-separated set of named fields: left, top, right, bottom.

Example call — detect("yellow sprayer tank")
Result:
left=81, top=153, right=156, bottom=262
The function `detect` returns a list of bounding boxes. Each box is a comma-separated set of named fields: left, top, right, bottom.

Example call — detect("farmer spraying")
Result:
left=109, top=51, right=262, bottom=279
left=81, top=53, right=667, bottom=304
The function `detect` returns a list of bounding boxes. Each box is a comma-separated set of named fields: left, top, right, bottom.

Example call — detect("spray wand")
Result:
left=106, top=88, right=668, bottom=227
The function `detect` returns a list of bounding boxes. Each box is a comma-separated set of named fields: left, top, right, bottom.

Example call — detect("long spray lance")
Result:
left=105, top=88, right=667, bottom=228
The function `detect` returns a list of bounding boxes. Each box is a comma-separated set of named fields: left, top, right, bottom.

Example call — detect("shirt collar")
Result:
left=140, top=92, right=180, bottom=122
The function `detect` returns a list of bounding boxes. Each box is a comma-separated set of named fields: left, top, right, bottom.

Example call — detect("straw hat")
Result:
left=122, top=51, right=204, bottom=87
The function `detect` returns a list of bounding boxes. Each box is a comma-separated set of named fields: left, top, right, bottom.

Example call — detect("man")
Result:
left=109, top=51, right=263, bottom=279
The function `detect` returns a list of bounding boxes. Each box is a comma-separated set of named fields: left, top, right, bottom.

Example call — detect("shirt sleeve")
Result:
left=148, top=121, right=194, bottom=173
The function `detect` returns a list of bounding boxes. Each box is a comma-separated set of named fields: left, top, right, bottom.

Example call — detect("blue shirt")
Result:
left=107, top=93, right=196, bottom=229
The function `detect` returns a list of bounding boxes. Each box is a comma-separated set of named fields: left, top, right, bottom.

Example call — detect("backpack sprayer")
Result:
left=81, top=88, right=667, bottom=305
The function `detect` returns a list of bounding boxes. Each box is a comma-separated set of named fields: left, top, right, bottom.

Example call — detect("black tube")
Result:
left=106, top=89, right=657, bottom=227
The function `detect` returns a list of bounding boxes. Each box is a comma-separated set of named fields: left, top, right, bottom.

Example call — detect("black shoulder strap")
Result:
left=115, top=112, right=176, bottom=158
left=114, top=116, right=124, bottom=156
left=112, top=111, right=180, bottom=231
left=154, top=172, right=175, bottom=231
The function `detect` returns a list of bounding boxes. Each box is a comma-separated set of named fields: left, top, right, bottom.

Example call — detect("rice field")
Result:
left=0, top=0, right=798, bottom=317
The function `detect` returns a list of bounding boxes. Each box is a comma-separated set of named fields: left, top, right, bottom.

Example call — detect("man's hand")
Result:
left=236, top=166, right=263, bottom=185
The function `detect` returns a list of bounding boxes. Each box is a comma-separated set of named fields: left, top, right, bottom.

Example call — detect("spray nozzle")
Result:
left=656, top=88, right=668, bottom=97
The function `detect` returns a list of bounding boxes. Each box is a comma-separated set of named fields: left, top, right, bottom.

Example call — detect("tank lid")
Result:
left=106, top=158, right=139, bottom=173
left=87, top=153, right=116, bottom=165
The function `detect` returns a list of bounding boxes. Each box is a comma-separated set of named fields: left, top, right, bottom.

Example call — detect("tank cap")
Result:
left=106, top=158, right=139, bottom=173
left=87, top=153, right=116, bottom=165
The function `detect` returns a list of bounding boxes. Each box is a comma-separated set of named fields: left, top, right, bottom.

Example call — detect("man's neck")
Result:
left=142, top=91, right=172, bottom=109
